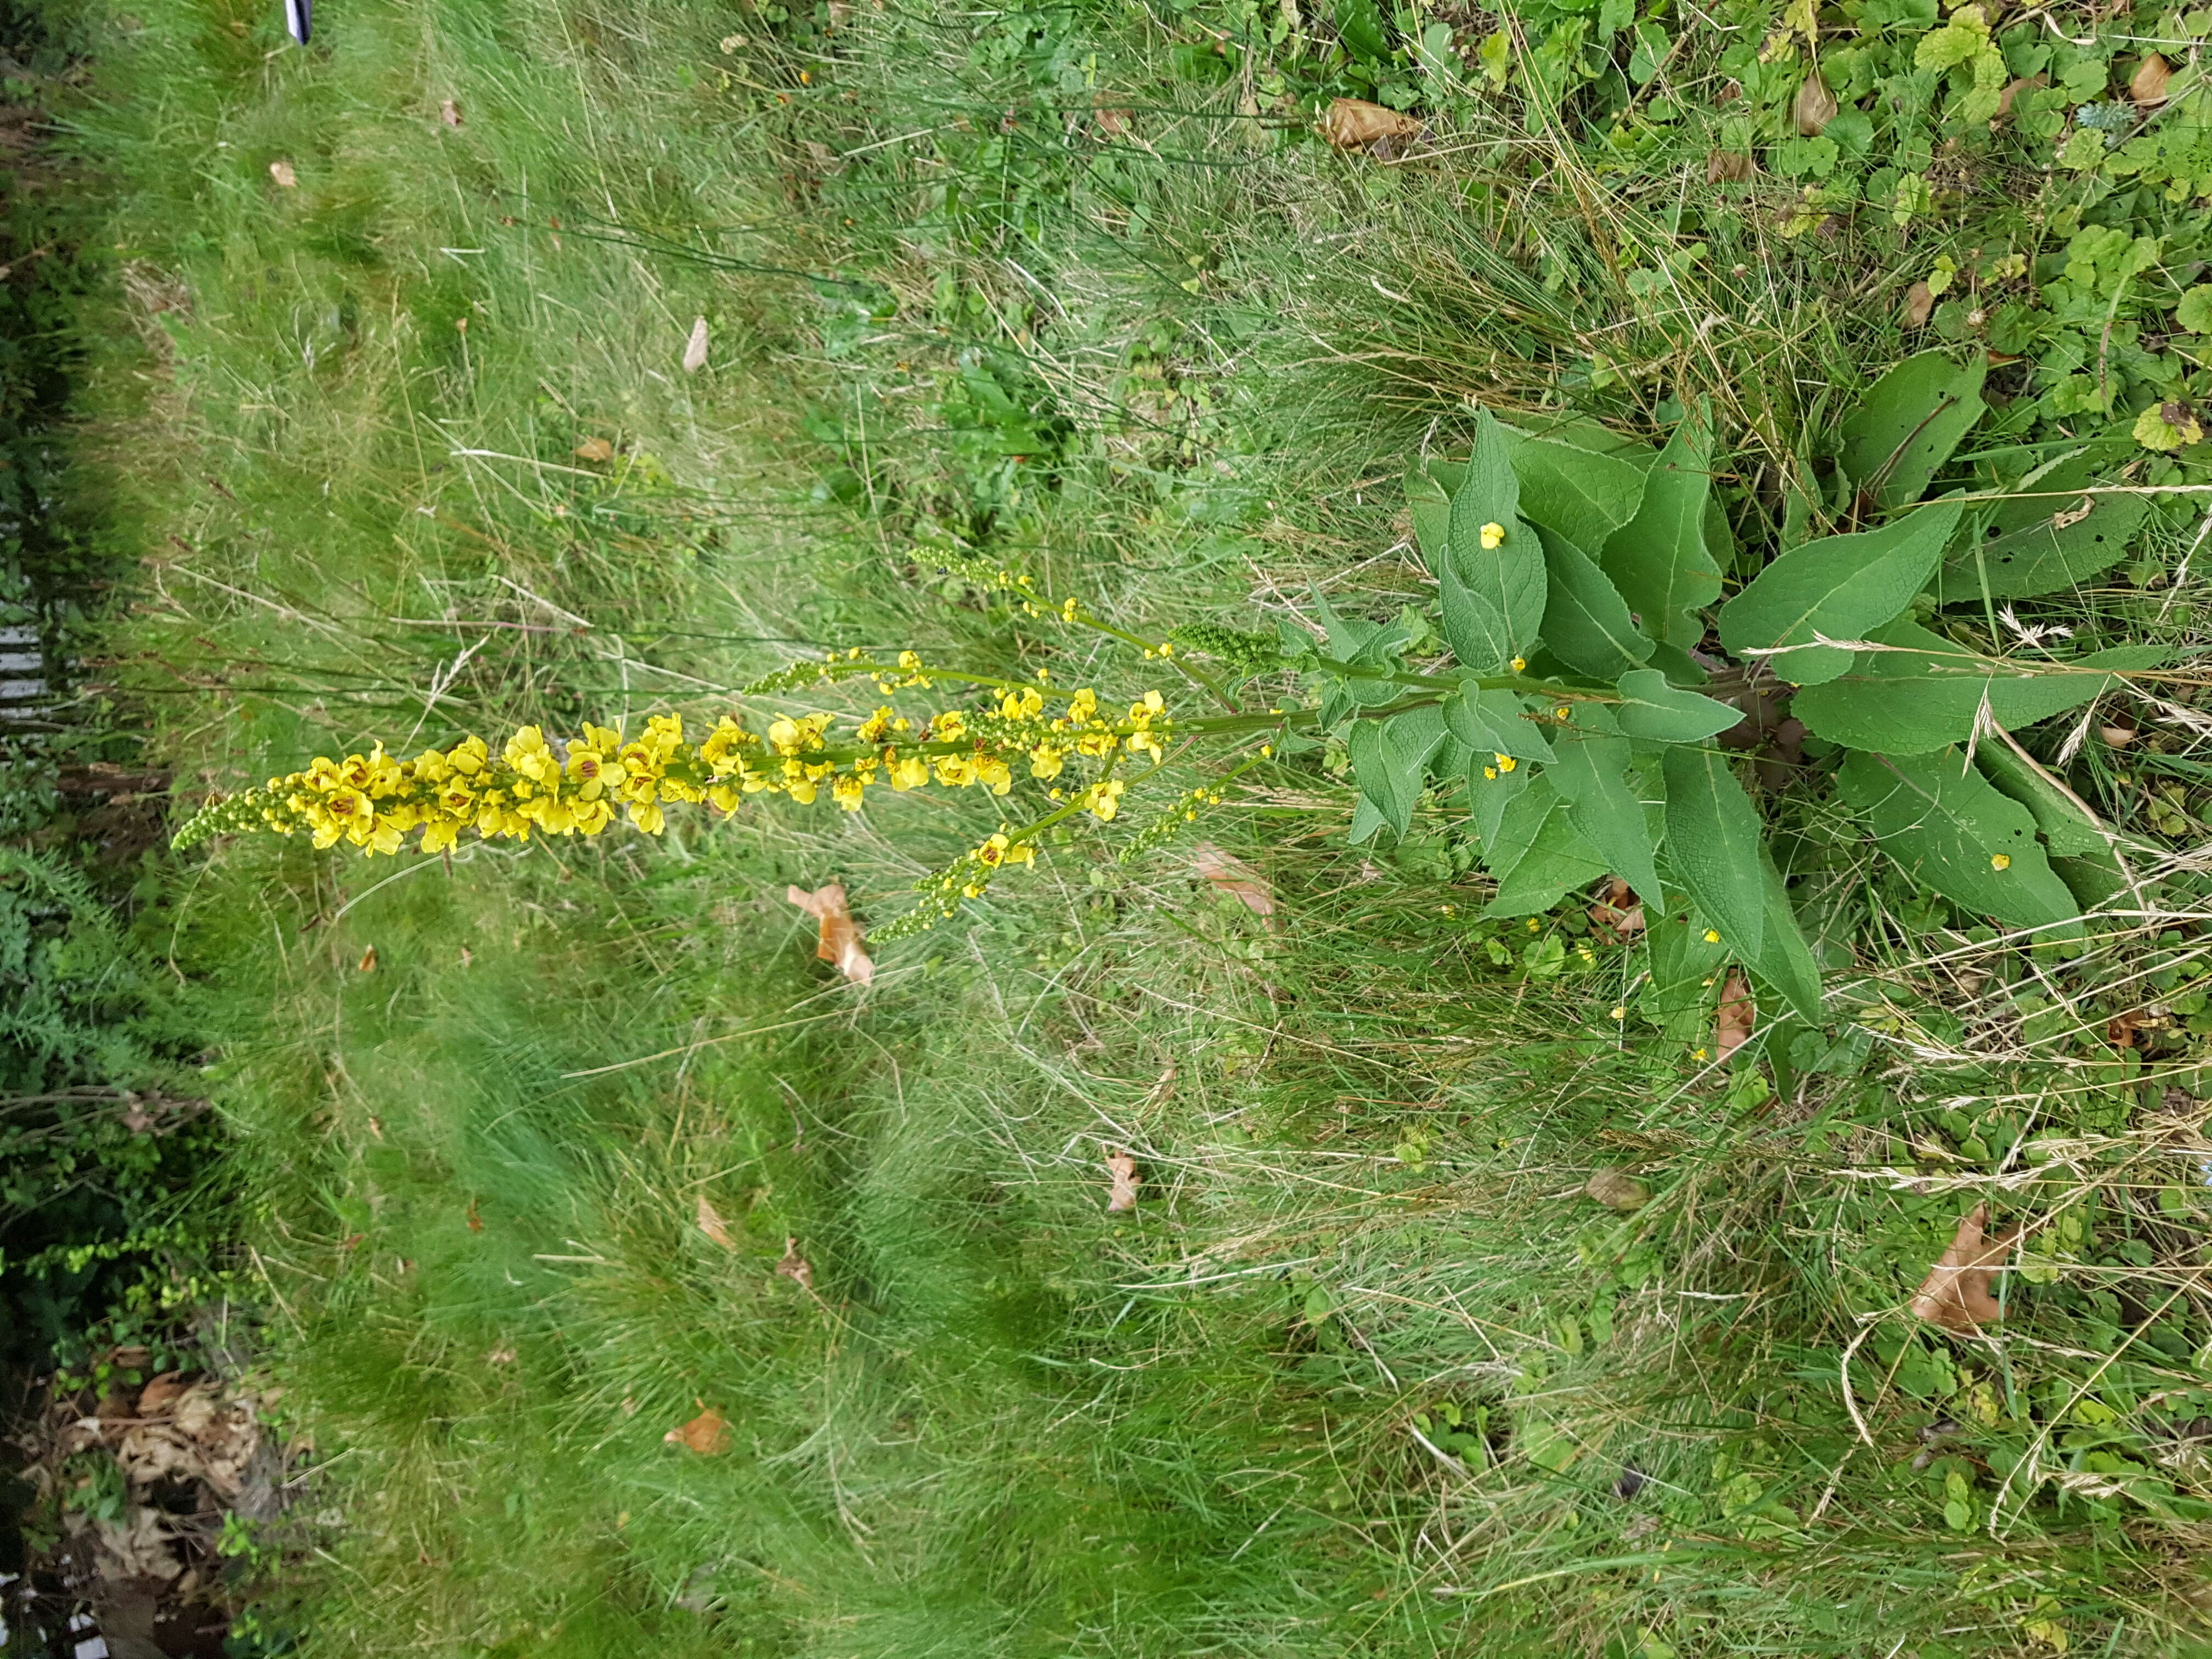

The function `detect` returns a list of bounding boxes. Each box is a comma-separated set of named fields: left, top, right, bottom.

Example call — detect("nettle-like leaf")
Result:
left=1601, top=402, right=1722, bottom=650
left=1537, top=524, right=1653, bottom=679
left=1499, top=417, right=1651, bottom=552
left=1643, top=899, right=1729, bottom=1044
left=1837, top=351, right=1987, bottom=512
left=1547, top=707, right=1662, bottom=904
left=1444, top=686, right=1555, bottom=764
left=1931, top=448, right=2150, bottom=603
left=1659, top=746, right=1771, bottom=963
left=1438, top=411, right=1547, bottom=673
left=1716, top=499, right=1963, bottom=686
left=1973, top=742, right=2117, bottom=858
left=1792, top=616, right=2166, bottom=753
left=1486, top=772, right=1609, bottom=918
left=1347, top=706, right=1447, bottom=843
left=1611, top=668, right=1740, bottom=743
left=1751, top=859, right=1825, bottom=1025
left=1837, top=748, right=2083, bottom=941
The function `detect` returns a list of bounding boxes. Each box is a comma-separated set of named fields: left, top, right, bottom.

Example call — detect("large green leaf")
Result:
left=1837, top=351, right=1987, bottom=512
left=1611, top=668, right=1741, bottom=743
left=1660, top=746, right=1768, bottom=960
left=1792, top=617, right=2167, bottom=753
left=1643, top=899, right=1729, bottom=1046
left=1748, top=859, right=1825, bottom=1024
left=1932, top=450, right=2151, bottom=602
left=1548, top=707, right=1663, bottom=902
left=1500, top=418, right=1652, bottom=552
left=1486, top=772, right=1609, bottom=918
left=1440, top=412, right=1547, bottom=673
left=1443, top=687, right=1555, bottom=764
left=1716, top=500, right=1963, bottom=686
left=1470, top=757, right=1530, bottom=850
left=1538, top=524, right=1655, bottom=679
left=1346, top=707, right=1447, bottom=841
left=1836, top=748, right=2083, bottom=940
left=1406, top=458, right=1460, bottom=571
left=1973, top=741, right=2117, bottom=858
left=1601, top=404, right=1721, bottom=648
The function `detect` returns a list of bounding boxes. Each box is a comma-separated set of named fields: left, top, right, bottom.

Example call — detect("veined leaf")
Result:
left=1548, top=707, right=1663, bottom=902
left=1444, top=686, right=1555, bottom=763
left=1440, top=411, right=1546, bottom=673
left=1660, top=746, right=1767, bottom=961
left=1612, top=668, right=1741, bottom=743
left=1716, top=499, right=1963, bottom=685
left=1643, top=900, right=1729, bottom=1046
left=1836, top=748, right=2083, bottom=939
left=1470, top=758, right=1529, bottom=850
left=1750, top=859, right=1824, bottom=1024
left=1486, top=773, right=1609, bottom=917
left=1407, top=458, right=1460, bottom=572
left=1792, top=617, right=2166, bottom=753
left=1538, top=525, right=1655, bottom=679
left=1838, top=351, right=1987, bottom=512
left=1346, top=707, right=1447, bottom=841
left=1602, top=403, right=1722, bottom=648
left=1500, top=417, right=1652, bottom=552
left=1974, top=742, right=2116, bottom=858
left=1932, top=456, right=2150, bottom=603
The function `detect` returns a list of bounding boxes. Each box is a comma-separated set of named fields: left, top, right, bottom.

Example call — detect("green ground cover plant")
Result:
left=14, top=0, right=2212, bottom=1650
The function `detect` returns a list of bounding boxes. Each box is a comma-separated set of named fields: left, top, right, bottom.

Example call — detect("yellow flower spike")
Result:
left=1991, top=853, right=2011, bottom=870
left=1480, top=521, right=1506, bottom=550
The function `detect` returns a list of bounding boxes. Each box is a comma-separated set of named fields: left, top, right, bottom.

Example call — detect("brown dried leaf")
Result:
left=465, top=1197, right=483, bottom=1233
left=268, top=160, right=298, bottom=188
left=786, top=882, right=874, bottom=986
left=1319, top=97, right=1422, bottom=151
left=1105, top=1148, right=1141, bottom=1212
left=697, top=1195, right=736, bottom=1249
left=1588, top=878, right=1646, bottom=943
left=1994, top=73, right=2045, bottom=121
left=357, top=946, right=377, bottom=973
left=1190, top=843, right=1275, bottom=924
left=2131, top=53, right=2172, bottom=106
left=2101, top=723, right=2138, bottom=747
left=1910, top=1204, right=2018, bottom=1333
left=1585, top=1168, right=1651, bottom=1212
left=573, top=436, right=615, bottom=461
left=1793, top=70, right=1838, bottom=136
left=2108, top=1008, right=2143, bottom=1049
left=665, top=1403, right=731, bottom=1454
left=1094, top=100, right=1132, bottom=137
left=136, top=1372, right=191, bottom=1417
left=1705, top=149, right=1754, bottom=184
left=1901, top=280, right=1936, bottom=328
left=774, top=1236, right=814, bottom=1290
left=1716, top=968, right=1756, bottom=1062
left=681, top=315, right=710, bottom=374
left=439, top=98, right=464, bottom=128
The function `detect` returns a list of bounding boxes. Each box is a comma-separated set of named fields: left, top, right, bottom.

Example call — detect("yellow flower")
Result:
left=1480, top=521, right=1506, bottom=550
left=832, top=774, right=867, bottom=811
left=1703, top=929, right=1720, bottom=944
left=420, top=817, right=461, bottom=855
left=889, top=753, right=931, bottom=791
left=1991, top=853, right=2012, bottom=870
left=1029, top=744, right=1066, bottom=780
left=1497, top=755, right=1517, bottom=773
left=1086, top=778, right=1127, bottom=821
left=628, top=798, right=667, bottom=834
left=1509, top=657, right=1526, bottom=673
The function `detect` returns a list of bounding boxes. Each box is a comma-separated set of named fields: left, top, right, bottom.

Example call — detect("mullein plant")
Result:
left=171, top=558, right=1345, bottom=939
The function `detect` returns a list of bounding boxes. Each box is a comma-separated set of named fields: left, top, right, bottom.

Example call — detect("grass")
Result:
left=19, top=0, right=2212, bottom=1650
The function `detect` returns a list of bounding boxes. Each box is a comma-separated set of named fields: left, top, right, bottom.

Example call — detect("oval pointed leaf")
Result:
left=1838, top=351, right=1987, bottom=512
left=1440, top=411, right=1546, bottom=672
left=1501, top=417, right=1652, bottom=551
left=1549, top=708, right=1663, bottom=904
left=1932, top=483, right=2149, bottom=603
left=1717, top=499, right=1963, bottom=685
left=1407, top=458, right=1463, bottom=573
left=1836, top=748, right=2082, bottom=939
left=1612, top=668, right=1741, bottom=743
left=1792, top=618, right=2167, bottom=754
left=1601, top=403, right=1722, bottom=648
left=1486, top=773, right=1609, bottom=918
left=1538, top=524, right=1655, bottom=679
left=1443, top=687, right=1555, bottom=763
left=1660, top=746, right=1767, bottom=960
left=1750, top=859, right=1824, bottom=1024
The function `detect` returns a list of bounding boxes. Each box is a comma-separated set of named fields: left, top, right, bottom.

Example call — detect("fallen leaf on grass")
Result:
left=2132, top=53, right=2172, bottom=106
left=1910, top=1203, right=2019, bottom=1333
left=1901, top=280, right=1935, bottom=328
left=1587, top=878, right=1645, bottom=941
left=1190, top=843, right=1274, bottom=923
left=1319, top=98, right=1421, bottom=152
left=1105, top=1148, right=1141, bottom=1212
left=439, top=98, right=464, bottom=127
left=681, top=315, right=710, bottom=374
left=1585, top=1168, right=1650, bottom=1212
left=697, top=1195, right=735, bottom=1249
left=1792, top=70, right=1838, bottom=136
left=485, top=1345, right=517, bottom=1365
left=1993, top=74, right=2045, bottom=122
left=268, top=160, right=298, bottom=188
left=1716, top=969, right=1755, bottom=1062
left=136, top=1372, right=191, bottom=1417
left=1705, top=150, right=1754, bottom=184
left=357, top=946, right=377, bottom=973
left=2100, top=721, right=2137, bottom=747
left=665, top=1402, right=730, bottom=1454
left=775, top=1236, right=814, bottom=1290
left=573, top=436, right=614, bottom=461
left=2108, top=1009, right=2143, bottom=1049
left=786, top=882, right=874, bottom=986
